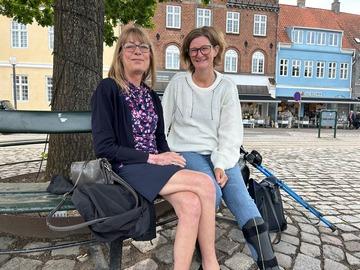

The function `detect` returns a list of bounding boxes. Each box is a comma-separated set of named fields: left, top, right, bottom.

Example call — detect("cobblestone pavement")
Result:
left=1, top=128, right=360, bottom=269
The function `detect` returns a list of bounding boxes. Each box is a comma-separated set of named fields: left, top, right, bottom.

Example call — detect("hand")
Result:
left=147, top=152, right=186, bottom=168
left=214, top=168, right=228, bottom=188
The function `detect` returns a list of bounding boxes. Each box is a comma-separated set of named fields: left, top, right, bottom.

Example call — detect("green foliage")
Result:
left=0, top=0, right=210, bottom=45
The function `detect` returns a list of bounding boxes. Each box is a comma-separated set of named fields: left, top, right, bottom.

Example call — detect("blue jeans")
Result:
left=180, top=152, right=261, bottom=228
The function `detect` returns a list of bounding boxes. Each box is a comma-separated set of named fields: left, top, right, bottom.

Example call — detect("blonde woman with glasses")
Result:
left=91, top=26, right=219, bottom=270
left=162, top=26, right=279, bottom=270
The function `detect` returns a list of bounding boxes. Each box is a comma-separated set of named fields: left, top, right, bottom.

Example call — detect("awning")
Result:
left=239, top=95, right=281, bottom=103
left=277, top=96, right=360, bottom=104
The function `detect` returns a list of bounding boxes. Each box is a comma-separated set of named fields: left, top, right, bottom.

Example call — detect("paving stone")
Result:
left=300, top=242, right=321, bottom=257
left=154, top=244, right=173, bottom=265
left=273, top=241, right=297, bottom=255
left=132, top=234, right=167, bottom=253
left=0, top=255, right=10, bottom=265
left=160, top=228, right=176, bottom=240
left=22, top=242, right=49, bottom=256
left=216, top=238, right=240, bottom=256
left=224, top=252, right=254, bottom=270
left=274, top=252, right=292, bottom=269
left=323, top=259, right=349, bottom=270
left=345, top=241, right=360, bottom=252
left=42, top=259, right=75, bottom=270
left=215, top=227, right=227, bottom=240
left=298, top=223, right=319, bottom=235
left=346, top=252, right=360, bottom=265
left=0, top=257, right=43, bottom=270
left=323, top=244, right=345, bottom=261
left=336, top=224, right=359, bottom=232
left=228, top=228, right=245, bottom=243
left=124, top=258, right=158, bottom=270
left=281, top=233, right=300, bottom=246
left=301, top=232, right=321, bottom=245
left=284, top=224, right=299, bottom=236
left=51, top=244, right=80, bottom=257
left=293, top=253, right=321, bottom=270
left=321, top=234, right=343, bottom=246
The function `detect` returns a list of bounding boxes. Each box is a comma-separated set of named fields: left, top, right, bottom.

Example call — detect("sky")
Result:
left=278, top=0, right=360, bottom=15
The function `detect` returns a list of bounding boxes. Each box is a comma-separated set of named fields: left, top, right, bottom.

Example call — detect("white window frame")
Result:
left=317, top=32, right=326, bottom=45
left=292, top=29, right=303, bottom=44
left=14, top=75, right=29, bottom=101
left=306, top=31, right=316, bottom=45
left=304, top=61, right=313, bottom=78
left=48, top=26, right=54, bottom=50
left=224, top=49, right=238, bottom=73
left=166, top=5, right=181, bottom=29
left=279, top=59, right=288, bottom=76
left=328, top=62, right=337, bottom=79
left=253, top=14, right=267, bottom=36
left=291, top=60, right=301, bottom=77
left=329, top=33, right=339, bottom=47
left=340, top=63, right=348, bottom=80
left=45, top=76, right=53, bottom=102
left=11, top=21, right=28, bottom=48
left=196, top=8, right=211, bottom=27
left=252, top=51, right=264, bottom=74
left=165, top=45, right=180, bottom=70
left=316, top=61, right=325, bottom=79
left=226, top=12, right=240, bottom=34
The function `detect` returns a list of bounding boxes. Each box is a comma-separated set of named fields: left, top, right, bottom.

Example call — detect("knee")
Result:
left=176, top=192, right=202, bottom=221
left=197, top=173, right=216, bottom=202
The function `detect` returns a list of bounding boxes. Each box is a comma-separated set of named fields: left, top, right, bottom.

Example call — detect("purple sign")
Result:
left=294, top=91, right=301, bottom=102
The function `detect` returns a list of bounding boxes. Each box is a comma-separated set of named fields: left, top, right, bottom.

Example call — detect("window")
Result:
left=292, top=29, right=303, bottom=44
left=165, top=45, right=180, bottom=70
left=317, top=32, right=326, bottom=45
left=316, top=61, right=325, bottom=78
left=279, top=59, right=288, bottom=76
left=328, top=62, right=337, bottom=79
left=306, top=31, right=316, bottom=45
left=14, top=75, right=29, bottom=101
left=48, top=26, right=54, bottom=50
left=11, top=21, right=28, bottom=48
left=46, top=76, right=53, bottom=102
left=197, top=8, right=211, bottom=27
left=340, top=63, right=349, bottom=79
left=252, top=51, right=264, bottom=74
left=224, top=50, right=238, bottom=73
left=304, top=61, right=313, bottom=78
left=166, top=5, right=181, bottom=29
left=329, top=33, right=339, bottom=46
left=253, top=14, right=267, bottom=36
left=291, top=60, right=300, bottom=77
left=226, top=12, right=240, bottom=34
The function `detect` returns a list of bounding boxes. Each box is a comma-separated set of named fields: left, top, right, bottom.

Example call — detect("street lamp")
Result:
left=9, top=56, right=17, bottom=109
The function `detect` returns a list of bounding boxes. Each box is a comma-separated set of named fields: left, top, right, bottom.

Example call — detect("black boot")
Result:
left=242, top=217, right=279, bottom=270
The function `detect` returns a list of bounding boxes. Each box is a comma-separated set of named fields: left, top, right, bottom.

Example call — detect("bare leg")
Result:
left=160, top=169, right=219, bottom=270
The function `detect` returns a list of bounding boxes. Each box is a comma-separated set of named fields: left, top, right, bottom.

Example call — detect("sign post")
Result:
left=318, top=110, right=337, bottom=138
left=294, top=92, right=301, bottom=128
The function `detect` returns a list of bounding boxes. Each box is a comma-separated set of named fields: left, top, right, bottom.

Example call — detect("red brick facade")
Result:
left=144, top=0, right=279, bottom=76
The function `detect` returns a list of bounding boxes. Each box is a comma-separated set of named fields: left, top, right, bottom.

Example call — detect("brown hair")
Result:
left=181, top=26, right=226, bottom=73
left=108, top=26, right=156, bottom=92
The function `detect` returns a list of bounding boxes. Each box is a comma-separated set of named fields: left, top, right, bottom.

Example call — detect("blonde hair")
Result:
left=108, top=26, right=156, bottom=92
left=181, top=26, right=226, bottom=73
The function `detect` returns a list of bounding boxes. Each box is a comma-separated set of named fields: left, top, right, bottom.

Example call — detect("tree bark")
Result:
left=46, top=0, right=104, bottom=179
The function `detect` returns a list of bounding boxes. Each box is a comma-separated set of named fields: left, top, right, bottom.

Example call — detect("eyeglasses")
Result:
left=189, top=45, right=212, bottom=57
left=122, top=43, right=151, bottom=53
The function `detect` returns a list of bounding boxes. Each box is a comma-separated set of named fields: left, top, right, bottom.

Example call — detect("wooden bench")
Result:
left=0, top=110, right=176, bottom=269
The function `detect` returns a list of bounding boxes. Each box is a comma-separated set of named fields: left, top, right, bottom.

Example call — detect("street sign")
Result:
left=294, top=91, right=301, bottom=102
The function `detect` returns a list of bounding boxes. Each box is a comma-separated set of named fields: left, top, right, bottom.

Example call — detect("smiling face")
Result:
left=121, top=37, right=151, bottom=79
left=188, top=36, right=219, bottom=73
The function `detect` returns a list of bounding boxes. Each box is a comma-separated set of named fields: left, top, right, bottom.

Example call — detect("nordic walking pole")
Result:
left=240, top=146, right=337, bottom=232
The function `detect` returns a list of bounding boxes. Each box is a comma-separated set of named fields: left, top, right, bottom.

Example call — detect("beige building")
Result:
left=0, top=16, right=115, bottom=110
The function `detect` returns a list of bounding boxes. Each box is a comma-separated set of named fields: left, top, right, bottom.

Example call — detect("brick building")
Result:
left=144, top=0, right=280, bottom=124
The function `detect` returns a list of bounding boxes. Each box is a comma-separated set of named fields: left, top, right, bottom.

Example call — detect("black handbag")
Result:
left=46, top=158, right=139, bottom=231
left=247, top=176, right=287, bottom=235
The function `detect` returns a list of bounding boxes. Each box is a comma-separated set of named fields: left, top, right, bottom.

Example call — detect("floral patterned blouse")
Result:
left=125, top=82, right=158, bottom=154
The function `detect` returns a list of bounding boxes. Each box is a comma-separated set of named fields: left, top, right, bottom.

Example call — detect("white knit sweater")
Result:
left=162, top=71, right=243, bottom=170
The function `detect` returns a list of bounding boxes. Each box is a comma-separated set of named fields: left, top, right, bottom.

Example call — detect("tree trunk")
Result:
left=46, top=0, right=104, bottom=179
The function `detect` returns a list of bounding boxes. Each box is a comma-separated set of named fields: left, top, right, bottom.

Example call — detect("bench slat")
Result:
left=0, top=111, right=91, bottom=134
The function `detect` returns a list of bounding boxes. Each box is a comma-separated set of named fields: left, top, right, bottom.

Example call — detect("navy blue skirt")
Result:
left=116, top=163, right=182, bottom=202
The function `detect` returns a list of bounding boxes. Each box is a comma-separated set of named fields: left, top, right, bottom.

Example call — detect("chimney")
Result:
left=332, top=0, right=340, bottom=13
left=297, top=0, right=305, bottom=8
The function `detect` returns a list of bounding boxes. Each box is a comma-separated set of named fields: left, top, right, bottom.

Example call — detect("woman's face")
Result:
left=188, top=36, right=218, bottom=72
left=121, top=37, right=151, bottom=78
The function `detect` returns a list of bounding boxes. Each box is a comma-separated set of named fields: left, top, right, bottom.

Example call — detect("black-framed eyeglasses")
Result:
left=122, top=43, right=151, bottom=53
left=189, top=45, right=212, bottom=57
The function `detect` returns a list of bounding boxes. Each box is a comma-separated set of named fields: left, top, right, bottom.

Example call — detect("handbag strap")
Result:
left=262, top=185, right=282, bottom=244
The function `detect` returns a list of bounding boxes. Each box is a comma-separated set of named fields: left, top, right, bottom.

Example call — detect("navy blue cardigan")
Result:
left=91, top=78, right=170, bottom=171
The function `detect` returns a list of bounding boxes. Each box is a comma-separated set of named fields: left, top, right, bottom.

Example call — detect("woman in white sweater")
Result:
left=162, top=26, right=279, bottom=270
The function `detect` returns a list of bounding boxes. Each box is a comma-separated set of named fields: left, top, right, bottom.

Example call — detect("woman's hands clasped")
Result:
left=147, top=152, right=186, bottom=168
